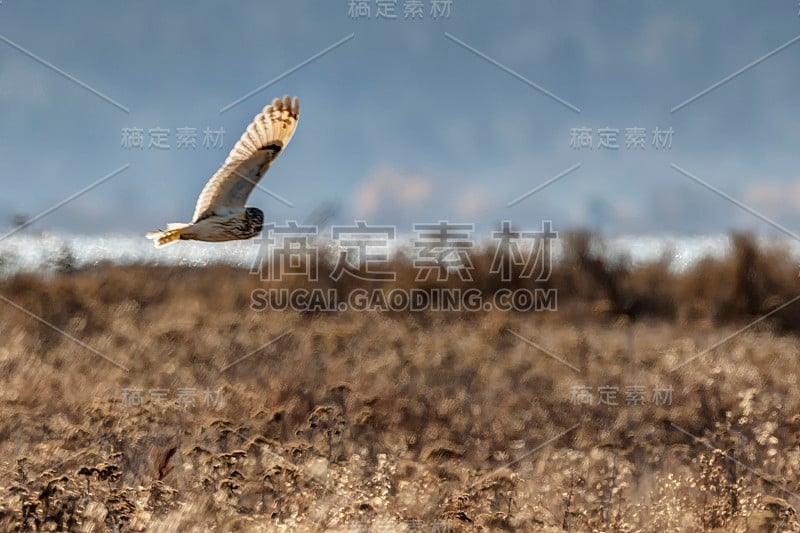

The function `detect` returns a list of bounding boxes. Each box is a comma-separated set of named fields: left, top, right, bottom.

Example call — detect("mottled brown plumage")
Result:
left=146, top=96, right=299, bottom=247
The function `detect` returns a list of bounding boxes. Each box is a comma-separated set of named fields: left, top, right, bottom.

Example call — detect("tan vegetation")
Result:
left=0, top=233, right=798, bottom=531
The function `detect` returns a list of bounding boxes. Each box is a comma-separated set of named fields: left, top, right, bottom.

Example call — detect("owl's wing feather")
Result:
left=192, top=95, right=299, bottom=223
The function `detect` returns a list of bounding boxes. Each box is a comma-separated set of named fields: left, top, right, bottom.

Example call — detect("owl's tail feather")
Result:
left=146, top=223, right=189, bottom=248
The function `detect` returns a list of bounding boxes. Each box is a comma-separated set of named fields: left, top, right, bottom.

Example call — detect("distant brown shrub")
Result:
left=0, top=232, right=798, bottom=530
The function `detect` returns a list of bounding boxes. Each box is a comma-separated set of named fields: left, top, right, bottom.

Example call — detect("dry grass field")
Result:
left=1, top=233, right=799, bottom=531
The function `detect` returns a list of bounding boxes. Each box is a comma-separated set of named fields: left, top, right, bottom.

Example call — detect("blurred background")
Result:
left=0, top=1, right=798, bottom=239
left=3, top=4, right=800, bottom=530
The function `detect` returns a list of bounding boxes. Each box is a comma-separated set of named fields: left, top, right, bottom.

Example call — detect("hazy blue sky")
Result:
left=0, top=1, right=798, bottom=237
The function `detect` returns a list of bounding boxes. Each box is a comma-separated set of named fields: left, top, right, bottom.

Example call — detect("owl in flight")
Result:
left=146, top=95, right=299, bottom=247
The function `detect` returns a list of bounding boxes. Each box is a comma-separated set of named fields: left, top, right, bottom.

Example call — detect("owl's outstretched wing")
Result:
left=192, top=95, right=299, bottom=223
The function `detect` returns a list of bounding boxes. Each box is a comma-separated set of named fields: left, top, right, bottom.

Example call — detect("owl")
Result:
left=146, top=95, right=299, bottom=247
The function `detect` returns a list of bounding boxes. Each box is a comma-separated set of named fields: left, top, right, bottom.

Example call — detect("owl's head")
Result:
left=244, top=206, right=264, bottom=234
